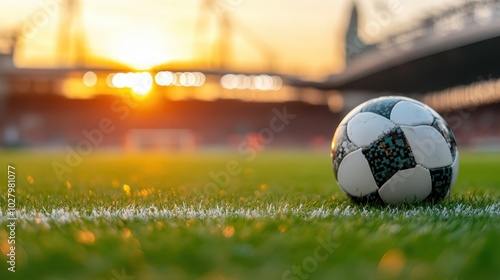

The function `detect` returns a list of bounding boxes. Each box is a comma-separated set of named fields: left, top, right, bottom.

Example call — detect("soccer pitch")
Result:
left=1, top=150, right=499, bottom=280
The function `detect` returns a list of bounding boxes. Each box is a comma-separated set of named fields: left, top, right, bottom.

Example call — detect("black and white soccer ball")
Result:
left=331, top=96, right=459, bottom=204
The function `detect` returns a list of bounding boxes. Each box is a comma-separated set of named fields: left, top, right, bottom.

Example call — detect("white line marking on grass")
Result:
left=1, top=203, right=500, bottom=225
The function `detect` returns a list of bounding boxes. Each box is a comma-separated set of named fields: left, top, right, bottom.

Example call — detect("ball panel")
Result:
left=400, top=126, right=453, bottom=168
left=450, top=151, right=459, bottom=191
left=361, top=97, right=401, bottom=119
left=347, top=112, right=396, bottom=147
left=362, top=126, right=416, bottom=187
left=337, top=149, right=379, bottom=197
left=394, top=96, right=429, bottom=107
left=331, top=125, right=359, bottom=178
left=431, top=118, right=457, bottom=161
left=390, top=101, right=434, bottom=125
left=339, top=100, right=371, bottom=126
left=379, top=96, right=442, bottom=120
left=379, top=165, right=432, bottom=204
left=425, top=165, right=453, bottom=203
left=345, top=191, right=384, bottom=205
left=420, top=102, right=444, bottom=119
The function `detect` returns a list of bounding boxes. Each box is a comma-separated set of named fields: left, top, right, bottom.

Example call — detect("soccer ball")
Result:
left=331, top=96, right=459, bottom=204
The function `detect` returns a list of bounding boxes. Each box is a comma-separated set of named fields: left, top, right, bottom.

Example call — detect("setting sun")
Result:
left=106, top=28, right=174, bottom=70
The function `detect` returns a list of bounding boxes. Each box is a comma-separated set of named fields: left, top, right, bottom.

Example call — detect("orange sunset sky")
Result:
left=0, top=0, right=458, bottom=78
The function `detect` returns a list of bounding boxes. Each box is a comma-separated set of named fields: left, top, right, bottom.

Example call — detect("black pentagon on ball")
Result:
left=331, top=124, right=359, bottom=179
left=425, top=165, right=453, bottom=203
left=431, top=118, right=457, bottom=161
left=361, top=97, right=402, bottom=119
left=362, top=126, right=417, bottom=187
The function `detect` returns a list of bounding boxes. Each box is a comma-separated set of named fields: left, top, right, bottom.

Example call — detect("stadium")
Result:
left=1, top=0, right=500, bottom=279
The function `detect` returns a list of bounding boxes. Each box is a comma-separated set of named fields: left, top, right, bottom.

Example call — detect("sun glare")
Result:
left=108, top=29, right=173, bottom=70
left=108, top=72, right=153, bottom=95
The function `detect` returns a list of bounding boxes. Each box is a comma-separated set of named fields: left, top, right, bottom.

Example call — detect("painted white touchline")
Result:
left=1, top=203, right=500, bottom=224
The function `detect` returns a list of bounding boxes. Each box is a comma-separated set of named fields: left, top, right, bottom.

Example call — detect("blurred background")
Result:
left=0, top=0, right=499, bottom=152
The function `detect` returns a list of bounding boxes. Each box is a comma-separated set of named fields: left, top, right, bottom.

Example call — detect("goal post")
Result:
left=124, top=129, right=196, bottom=152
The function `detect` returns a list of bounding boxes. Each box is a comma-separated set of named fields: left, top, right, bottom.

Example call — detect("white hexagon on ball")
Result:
left=400, top=126, right=453, bottom=169
left=378, top=165, right=432, bottom=204
left=390, top=101, right=434, bottom=125
left=337, top=149, right=379, bottom=197
left=347, top=112, right=395, bottom=147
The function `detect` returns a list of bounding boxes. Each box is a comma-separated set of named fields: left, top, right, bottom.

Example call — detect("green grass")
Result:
left=1, top=150, right=500, bottom=280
